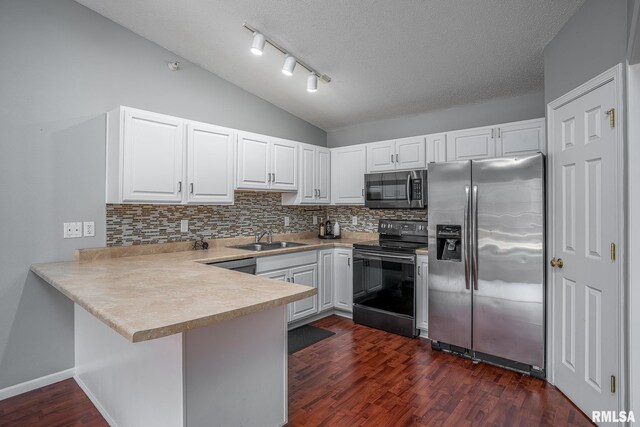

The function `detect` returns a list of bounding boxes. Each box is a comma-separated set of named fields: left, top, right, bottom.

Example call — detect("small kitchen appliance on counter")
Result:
left=352, top=219, right=428, bottom=337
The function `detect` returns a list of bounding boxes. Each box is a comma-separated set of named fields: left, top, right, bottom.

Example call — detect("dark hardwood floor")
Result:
left=0, top=315, right=592, bottom=427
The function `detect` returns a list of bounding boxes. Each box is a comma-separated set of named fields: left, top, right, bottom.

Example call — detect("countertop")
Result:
left=30, top=236, right=375, bottom=343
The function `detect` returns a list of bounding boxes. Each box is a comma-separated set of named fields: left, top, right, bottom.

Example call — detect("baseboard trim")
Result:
left=74, top=374, right=119, bottom=427
left=0, top=368, right=75, bottom=401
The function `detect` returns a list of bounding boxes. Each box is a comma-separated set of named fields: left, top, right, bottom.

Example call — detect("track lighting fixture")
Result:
left=243, top=22, right=331, bottom=94
left=250, top=32, right=265, bottom=56
left=307, top=73, right=318, bottom=93
left=282, top=55, right=296, bottom=76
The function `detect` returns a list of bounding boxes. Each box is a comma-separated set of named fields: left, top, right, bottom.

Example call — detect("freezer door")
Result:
left=428, top=161, right=472, bottom=349
left=471, top=154, right=545, bottom=367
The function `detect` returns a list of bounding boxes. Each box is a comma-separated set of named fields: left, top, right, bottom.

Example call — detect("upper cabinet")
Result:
left=282, top=143, right=330, bottom=205
left=366, top=136, right=426, bottom=172
left=445, top=118, right=545, bottom=162
left=186, top=121, right=234, bottom=204
left=236, top=132, right=297, bottom=192
left=331, top=146, right=367, bottom=205
left=426, top=133, right=447, bottom=165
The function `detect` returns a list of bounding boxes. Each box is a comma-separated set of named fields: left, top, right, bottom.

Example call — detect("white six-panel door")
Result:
left=550, top=78, right=620, bottom=418
left=186, top=122, right=234, bottom=204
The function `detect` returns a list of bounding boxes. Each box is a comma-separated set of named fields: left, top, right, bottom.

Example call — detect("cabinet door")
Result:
left=396, top=136, right=426, bottom=170
left=331, top=146, right=366, bottom=205
left=299, top=145, right=316, bottom=203
left=497, top=118, right=545, bottom=157
left=186, top=122, right=234, bottom=204
left=270, top=138, right=297, bottom=191
left=122, top=109, right=185, bottom=203
left=333, top=249, right=353, bottom=312
left=318, top=250, right=334, bottom=311
left=426, top=133, right=447, bottom=166
left=289, top=264, right=319, bottom=322
left=236, top=132, right=270, bottom=190
left=416, top=256, right=429, bottom=334
left=316, top=148, right=331, bottom=204
left=366, top=140, right=396, bottom=172
left=446, top=127, right=496, bottom=161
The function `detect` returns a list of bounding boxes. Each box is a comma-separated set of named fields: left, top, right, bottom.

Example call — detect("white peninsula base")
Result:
left=74, top=305, right=288, bottom=427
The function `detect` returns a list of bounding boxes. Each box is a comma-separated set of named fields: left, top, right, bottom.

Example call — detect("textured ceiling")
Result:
left=74, top=0, right=584, bottom=131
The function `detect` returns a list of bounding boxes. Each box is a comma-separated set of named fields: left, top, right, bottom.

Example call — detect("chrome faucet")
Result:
left=255, top=230, right=273, bottom=244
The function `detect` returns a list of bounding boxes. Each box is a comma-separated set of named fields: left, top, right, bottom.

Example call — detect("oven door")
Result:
left=353, top=250, right=416, bottom=318
left=365, top=170, right=426, bottom=209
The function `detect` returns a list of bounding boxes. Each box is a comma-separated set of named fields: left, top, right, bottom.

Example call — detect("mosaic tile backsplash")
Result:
left=106, top=192, right=428, bottom=246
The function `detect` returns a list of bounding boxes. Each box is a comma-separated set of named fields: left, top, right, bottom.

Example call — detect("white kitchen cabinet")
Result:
left=107, top=107, right=185, bottom=203
left=282, top=144, right=330, bottom=205
left=333, top=249, right=353, bottom=312
left=186, top=121, right=234, bottom=204
left=416, top=255, right=429, bottom=335
left=331, top=146, right=366, bottom=205
left=258, top=268, right=293, bottom=322
left=318, top=249, right=334, bottom=311
left=446, top=126, right=496, bottom=161
left=236, top=131, right=297, bottom=191
left=366, top=137, right=426, bottom=172
left=289, top=264, right=319, bottom=321
left=496, top=118, right=545, bottom=157
left=426, top=133, right=447, bottom=166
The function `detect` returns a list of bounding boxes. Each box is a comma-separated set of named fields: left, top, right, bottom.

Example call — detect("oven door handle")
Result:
left=354, top=250, right=416, bottom=263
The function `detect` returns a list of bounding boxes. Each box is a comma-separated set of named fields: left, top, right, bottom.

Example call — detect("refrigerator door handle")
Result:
left=472, top=185, right=479, bottom=290
left=464, top=185, right=470, bottom=290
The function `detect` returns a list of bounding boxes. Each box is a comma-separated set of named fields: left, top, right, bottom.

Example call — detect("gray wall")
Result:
left=0, top=0, right=325, bottom=390
left=544, top=0, right=629, bottom=104
left=327, top=91, right=544, bottom=147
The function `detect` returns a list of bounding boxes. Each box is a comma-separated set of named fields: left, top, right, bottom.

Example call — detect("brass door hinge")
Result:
left=611, top=375, right=616, bottom=393
left=606, top=108, right=615, bottom=128
left=611, top=243, right=616, bottom=261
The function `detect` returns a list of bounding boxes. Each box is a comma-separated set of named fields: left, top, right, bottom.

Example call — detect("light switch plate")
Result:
left=64, top=222, right=82, bottom=239
left=352, top=216, right=358, bottom=225
left=284, top=216, right=290, bottom=227
left=181, top=219, right=189, bottom=233
left=313, top=216, right=317, bottom=225
left=83, top=221, right=95, bottom=237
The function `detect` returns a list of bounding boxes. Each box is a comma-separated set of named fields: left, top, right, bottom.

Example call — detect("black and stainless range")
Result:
left=352, top=219, right=428, bottom=337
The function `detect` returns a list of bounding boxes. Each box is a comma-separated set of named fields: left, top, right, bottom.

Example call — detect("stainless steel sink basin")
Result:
left=231, top=241, right=308, bottom=251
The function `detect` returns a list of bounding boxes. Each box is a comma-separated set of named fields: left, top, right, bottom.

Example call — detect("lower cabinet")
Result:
left=289, top=264, right=319, bottom=322
left=318, top=249, right=334, bottom=311
left=416, top=255, right=429, bottom=335
left=333, top=249, right=353, bottom=312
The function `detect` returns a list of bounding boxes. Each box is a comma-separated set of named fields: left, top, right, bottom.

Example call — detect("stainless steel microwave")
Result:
left=364, top=169, right=427, bottom=209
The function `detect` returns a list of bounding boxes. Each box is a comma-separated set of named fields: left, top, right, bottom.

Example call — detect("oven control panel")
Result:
left=378, top=219, right=428, bottom=236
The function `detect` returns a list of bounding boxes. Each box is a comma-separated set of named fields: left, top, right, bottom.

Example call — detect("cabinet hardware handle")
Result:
left=362, top=188, right=364, bottom=196
left=291, top=276, right=295, bottom=283
left=396, top=153, right=399, bottom=163
left=190, top=183, right=194, bottom=194
left=178, top=181, right=182, bottom=192
left=348, top=258, right=351, bottom=267
left=491, top=128, right=495, bottom=139
left=391, top=154, right=394, bottom=163
left=418, top=266, right=421, bottom=276
left=498, top=128, right=501, bottom=138
left=272, top=173, right=275, bottom=182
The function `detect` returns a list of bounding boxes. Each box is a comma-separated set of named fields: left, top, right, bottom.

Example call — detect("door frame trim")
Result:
left=546, top=63, right=626, bottom=413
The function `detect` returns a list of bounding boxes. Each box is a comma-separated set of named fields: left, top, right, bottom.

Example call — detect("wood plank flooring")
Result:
left=0, top=315, right=592, bottom=426
left=287, top=315, right=593, bottom=427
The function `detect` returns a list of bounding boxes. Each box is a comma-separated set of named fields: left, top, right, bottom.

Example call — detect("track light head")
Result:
left=307, top=73, right=318, bottom=93
left=282, top=55, right=296, bottom=76
left=250, top=32, right=265, bottom=56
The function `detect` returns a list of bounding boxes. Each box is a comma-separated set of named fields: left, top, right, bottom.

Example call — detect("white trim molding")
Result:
left=546, top=63, right=626, bottom=413
left=0, top=368, right=75, bottom=401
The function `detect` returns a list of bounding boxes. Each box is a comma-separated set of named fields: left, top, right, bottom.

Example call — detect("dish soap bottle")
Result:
left=319, top=217, right=325, bottom=237
left=333, top=220, right=341, bottom=237
left=325, top=216, right=332, bottom=236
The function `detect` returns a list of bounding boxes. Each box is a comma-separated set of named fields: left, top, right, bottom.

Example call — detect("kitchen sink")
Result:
left=231, top=241, right=308, bottom=252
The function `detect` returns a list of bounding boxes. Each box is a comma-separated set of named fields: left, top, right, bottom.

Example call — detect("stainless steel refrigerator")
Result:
left=428, top=153, right=545, bottom=377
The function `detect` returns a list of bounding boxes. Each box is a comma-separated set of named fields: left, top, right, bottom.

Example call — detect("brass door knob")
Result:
left=550, top=258, right=564, bottom=269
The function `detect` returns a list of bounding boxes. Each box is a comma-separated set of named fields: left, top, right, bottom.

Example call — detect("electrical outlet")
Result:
left=313, top=216, right=318, bottom=225
left=63, top=222, right=82, bottom=239
left=181, top=219, right=189, bottom=233
left=83, top=221, right=95, bottom=237
left=284, top=216, right=290, bottom=227
left=352, top=216, right=358, bottom=225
